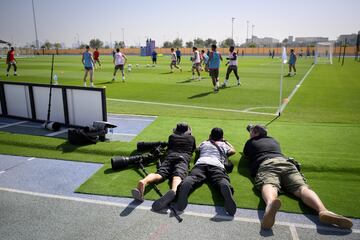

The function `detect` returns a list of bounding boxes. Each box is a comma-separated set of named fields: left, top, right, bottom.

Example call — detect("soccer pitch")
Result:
left=0, top=55, right=359, bottom=217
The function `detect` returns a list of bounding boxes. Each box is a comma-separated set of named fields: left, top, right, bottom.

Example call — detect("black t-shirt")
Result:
left=243, top=136, right=284, bottom=176
left=167, top=133, right=196, bottom=160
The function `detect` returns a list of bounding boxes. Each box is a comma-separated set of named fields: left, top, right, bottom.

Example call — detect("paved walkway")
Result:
left=0, top=154, right=359, bottom=240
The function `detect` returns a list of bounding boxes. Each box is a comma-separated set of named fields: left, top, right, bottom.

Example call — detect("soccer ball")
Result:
left=127, top=64, right=132, bottom=72
left=136, top=64, right=139, bottom=68
left=146, top=64, right=150, bottom=67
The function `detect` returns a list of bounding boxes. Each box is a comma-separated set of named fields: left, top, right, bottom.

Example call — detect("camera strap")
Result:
left=209, top=140, right=227, bottom=162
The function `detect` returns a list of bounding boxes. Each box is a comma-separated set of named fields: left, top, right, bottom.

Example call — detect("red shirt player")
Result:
left=93, top=48, right=102, bottom=69
left=6, top=47, right=17, bottom=76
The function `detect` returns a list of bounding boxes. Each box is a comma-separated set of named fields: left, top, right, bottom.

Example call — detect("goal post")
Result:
left=314, top=42, right=334, bottom=64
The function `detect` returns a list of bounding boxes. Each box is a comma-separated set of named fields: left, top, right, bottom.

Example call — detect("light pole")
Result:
left=246, top=20, right=249, bottom=43
left=231, top=17, right=235, bottom=42
left=31, top=0, right=39, bottom=49
left=251, top=24, right=255, bottom=43
left=121, top=28, right=125, bottom=46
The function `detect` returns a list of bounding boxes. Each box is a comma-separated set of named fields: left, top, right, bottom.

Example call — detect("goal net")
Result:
left=314, top=42, right=334, bottom=64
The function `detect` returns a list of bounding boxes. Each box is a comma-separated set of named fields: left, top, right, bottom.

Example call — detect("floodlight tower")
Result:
left=246, top=20, right=249, bottom=43
left=251, top=24, right=255, bottom=43
left=231, top=17, right=235, bottom=42
left=31, top=0, right=39, bottom=49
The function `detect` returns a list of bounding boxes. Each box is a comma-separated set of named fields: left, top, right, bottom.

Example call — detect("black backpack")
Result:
left=68, top=127, right=103, bottom=145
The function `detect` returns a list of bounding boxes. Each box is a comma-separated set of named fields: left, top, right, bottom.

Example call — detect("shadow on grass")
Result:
left=177, top=78, right=195, bottom=84
left=56, top=141, right=91, bottom=153
left=188, top=91, right=213, bottom=99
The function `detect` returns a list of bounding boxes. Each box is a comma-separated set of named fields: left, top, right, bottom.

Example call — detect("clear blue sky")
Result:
left=0, top=0, right=359, bottom=47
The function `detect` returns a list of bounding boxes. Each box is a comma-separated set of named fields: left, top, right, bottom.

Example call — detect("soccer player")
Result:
left=191, top=47, right=201, bottom=80
left=176, top=48, right=181, bottom=64
left=6, top=47, right=17, bottom=77
left=93, top=48, right=102, bottom=69
left=201, top=50, right=209, bottom=72
left=170, top=48, right=182, bottom=72
left=221, top=46, right=241, bottom=87
left=112, top=48, right=127, bottom=82
left=207, top=44, right=222, bottom=92
left=287, top=49, right=297, bottom=76
left=81, top=46, right=95, bottom=87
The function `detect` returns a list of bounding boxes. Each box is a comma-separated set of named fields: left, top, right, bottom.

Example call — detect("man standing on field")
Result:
left=82, top=45, right=95, bottom=87
left=287, top=49, right=297, bottom=76
left=221, top=46, right=241, bottom=87
left=207, top=44, right=222, bottom=92
left=191, top=47, right=201, bottom=80
left=170, top=48, right=182, bottom=73
left=112, top=48, right=127, bottom=82
left=6, top=47, right=17, bottom=77
left=93, top=48, right=102, bottom=69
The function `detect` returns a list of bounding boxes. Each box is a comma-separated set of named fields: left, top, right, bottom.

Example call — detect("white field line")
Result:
left=46, top=129, right=69, bottom=137
left=0, top=121, right=28, bottom=129
left=107, top=98, right=277, bottom=116
left=0, top=187, right=358, bottom=234
left=27, top=157, right=36, bottom=161
left=277, top=64, right=315, bottom=114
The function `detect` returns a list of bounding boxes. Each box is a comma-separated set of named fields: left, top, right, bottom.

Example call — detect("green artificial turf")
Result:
left=0, top=55, right=359, bottom=217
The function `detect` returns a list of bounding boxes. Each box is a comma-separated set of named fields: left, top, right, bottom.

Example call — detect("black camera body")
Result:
left=111, top=141, right=168, bottom=170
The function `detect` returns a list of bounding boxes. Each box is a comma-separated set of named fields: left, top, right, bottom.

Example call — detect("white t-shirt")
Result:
left=193, top=50, right=201, bottom=63
left=171, top=52, right=177, bottom=61
left=228, top=52, right=238, bottom=66
left=114, top=52, right=124, bottom=65
left=195, top=140, right=231, bottom=169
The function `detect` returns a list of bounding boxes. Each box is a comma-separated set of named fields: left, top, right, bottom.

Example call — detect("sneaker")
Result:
left=214, top=87, right=219, bottom=93
left=90, top=83, right=95, bottom=88
left=122, top=77, right=125, bottom=82
left=111, top=78, right=115, bottom=82
left=192, top=75, right=195, bottom=80
left=261, top=198, right=281, bottom=229
left=84, top=82, right=87, bottom=87
left=198, top=76, right=201, bottom=81
left=220, top=184, right=236, bottom=216
left=6, top=73, right=9, bottom=77
left=319, top=210, right=353, bottom=229
left=237, top=81, right=241, bottom=86
left=221, top=83, right=227, bottom=88
left=14, top=73, right=17, bottom=76
left=131, top=188, right=144, bottom=202
left=152, top=190, right=176, bottom=212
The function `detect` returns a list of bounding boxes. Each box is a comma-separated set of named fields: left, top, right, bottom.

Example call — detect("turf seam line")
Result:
left=289, top=225, right=300, bottom=240
left=107, top=98, right=277, bottom=116
left=1, top=187, right=358, bottom=233
left=0, top=121, right=29, bottom=129
left=277, top=63, right=315, bottom=114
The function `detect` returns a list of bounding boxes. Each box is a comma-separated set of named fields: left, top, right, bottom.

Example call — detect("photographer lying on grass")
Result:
left=174, top=127, right=237, bottom=216
left=243, top=125, right=353, bottom=230
left=131, top=123, right=196, bottom=211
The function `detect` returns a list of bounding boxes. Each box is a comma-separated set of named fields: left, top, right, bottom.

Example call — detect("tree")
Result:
left=282, top=38, right=289, bottom=44
left=248, top=43, right=257, bottom=48
left=185, top=41, right=193, bottom=48
left=204, top=38, right=217, bottom=48
left=163, top=41, right=172, bottom=48
left=89, top=38, right=103, bottom=49
left=43, top=41, right=52, bottom=49
left=172, top=38, right=183, bottom=48
left=220, top=38, right=235, bottom=48
left=193, top=38, right=205, bottom=48
left=53, top=42, right=62, bottom=49
left=114, top=41, right=125, bottom=48
left=79, top=43, right=87, bottom=49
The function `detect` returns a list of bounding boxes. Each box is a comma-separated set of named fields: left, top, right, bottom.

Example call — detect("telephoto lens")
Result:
left=111, top=155, right=143, bottom=170
left=137, top=141, right=167, bottom=152
left=246, top=124, right=253, bottom=132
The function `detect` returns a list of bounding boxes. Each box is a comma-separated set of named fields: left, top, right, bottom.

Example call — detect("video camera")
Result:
left=111, top=141, right=168, bottom=170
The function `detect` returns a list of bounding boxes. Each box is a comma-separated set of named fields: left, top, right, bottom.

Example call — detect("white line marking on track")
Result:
left=0, top=121, right=29, bottom=129
left=0, top=187, right=358, bottom=234
left=277, top=64, right=315, bottom=114
left=289, top=225, right=300, bottom=240
left=27, top=157, right=36, bottom=161
left=45, top=129, right=68, bottom=137
left=107, top=98, right=276, bottom=116
left=0, top=171, right=5, bottom=175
